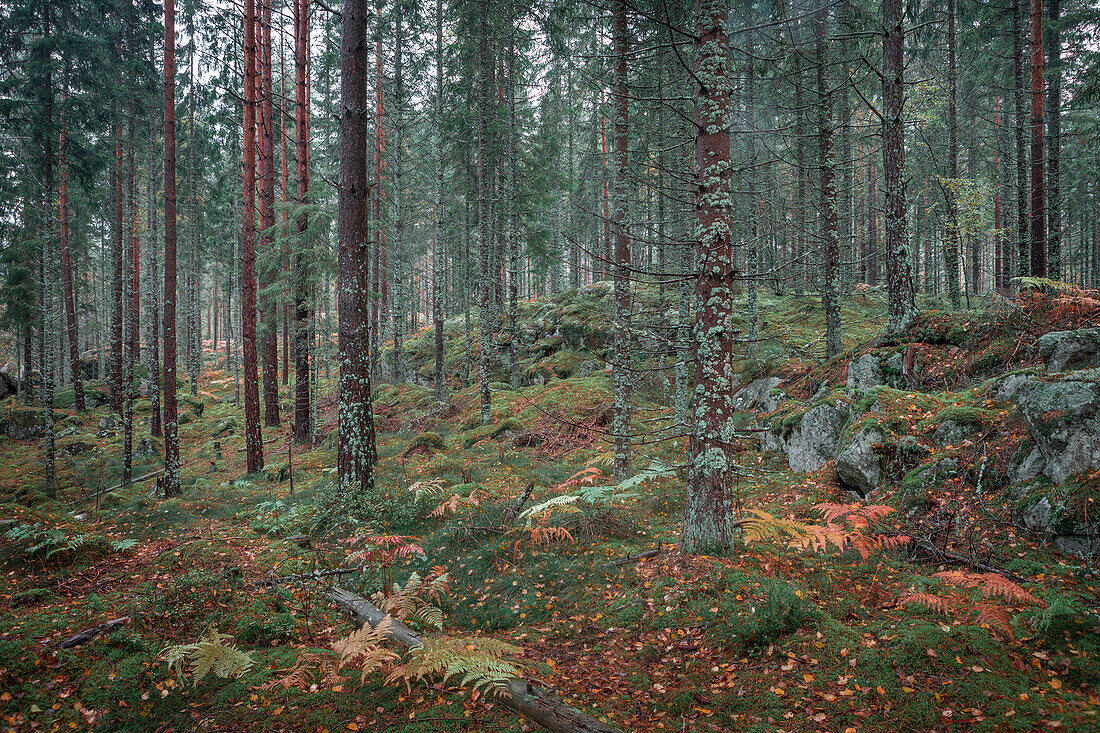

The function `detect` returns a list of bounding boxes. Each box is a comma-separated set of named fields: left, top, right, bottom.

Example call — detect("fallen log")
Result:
left=327, top=586, right=623, bottom=733
left=55, top=616, right=131, bottom=649
left=602, top=545, right=662, bottom=568
left=253, top=567, right=359, bottom=586
left=503, top=480, right=536, bottom=527
left=79, top=469, right=165, bottom=502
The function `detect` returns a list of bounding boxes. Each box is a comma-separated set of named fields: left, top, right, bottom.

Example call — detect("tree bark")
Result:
left=432, top=0, right=447, bottom=404
left=477, top=0, right=493, bottom=426
left=242, top=0, right=264, bottom=474
left=882, top=0, right=916, bottom=333
left=58, top=86, right=85, bottom=412
left=259, top=0, right=280, bottom=426
left=337, top=0, right=377, bottom=496
left=163, top=0, right=181, bottom=496
left=1044, top=0, right=1060, bottom=278
left=292, top=0, right=312, bottom=444
left=611, top=0, right=632, bottom=481
left=944, top=0, right=961, bottom=305
left=682, top=0, right=738, bottom=555
left=1012, top=0, right=1029, bottom=280
left=815, top=9, right=842, bottom=356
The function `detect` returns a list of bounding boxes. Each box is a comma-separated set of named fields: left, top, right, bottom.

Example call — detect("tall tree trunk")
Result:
left=147, top=125, right=162, bottom=439
left=337, top=0, right=377, bottom=495
left=1028, top=0, right=1045, bottom=277
left=112, top=132, right=125, bottom=413
left=259, top=0, right=280, bottom=425
left=163, top=0, right=182, bottom=497
left=123, top=112, right=138, bottom=488
left=1044, top=0, right=1060, bottom=278
left=682, top=0, right=738, bottom=555
left=506, top=0, right=520, bottom=388
left=1012, top=0, right=1028, bottom=279
left=477, top=0, right=492, bottom=425
left=242, top=0, right=264, bottom=473
left=433, top=0, right=447, bottom=403
left=883, top=0, right=916, bottom=332
left=186, top=7, right=200, bottom=399
left=392, top=0, right=406, bottom=384
left=292, top=0, right=312, bottom=444
left=37, top=0, right=57, bottom=497
left=610, top=0, right=633, bottom=481
left=815, top=9, right=842, bottom=356
left=371, top=0, right=386, bottom=382
left=944, top=0, right=961, bottom=305
left=58, top=86, right=85, bottom=412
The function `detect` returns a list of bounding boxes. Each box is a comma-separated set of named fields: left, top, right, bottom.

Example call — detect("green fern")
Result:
left=1010, top=276, right=1081, bottom=293
left=163, top=628, right=254, bottom=684
left=519, top=459, right=675, bottom=528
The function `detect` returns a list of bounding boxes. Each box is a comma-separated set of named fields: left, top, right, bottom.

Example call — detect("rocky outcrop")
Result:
left=2, top=408, right=46, bottom=440
left=732, top=377, right=782, bottom=413
left=993, top=374, right=1100, bottom=484
left=836, top=427, right=884, bottom=497
left=1037, top=328, right=1100, bottom=373
left=782, top=402, right=850, bottom=472
left=846, top=352, right=907, bottom=396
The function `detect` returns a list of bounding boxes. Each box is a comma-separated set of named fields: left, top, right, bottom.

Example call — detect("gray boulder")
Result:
left=836, top=427, right=884, bottom=496
left=1037, top=328, right=1100, bottom=373
left=574, top=360, right=603, bottom=379
left=933, top=419, right=970, bottom=448
left=846, top=354, right=885, bottom=395
left=732, top=376, right=782, bottom=413
left=1011, top=446, right=1046, bottom=485
left=5, top=408, right=46, bottom=440
left=784, top=401, right=850, bottom=472
left=993, top=375, right=1100, bottom=484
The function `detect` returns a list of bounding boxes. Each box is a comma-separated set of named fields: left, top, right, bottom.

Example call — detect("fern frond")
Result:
left=972, top=602, right=1015, bottom=641
left=901, top=592, right=955, bottom=616
left=519, top=495, right=580, bottom=527
left=740, top=509, right=810, bottom=545
left=163, top=627, right=253, bottom=684
left=933, top=572, right=1043, bottom=607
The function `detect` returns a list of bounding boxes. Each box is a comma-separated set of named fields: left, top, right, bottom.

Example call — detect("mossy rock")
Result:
left=177, top=412, right=193, bottom=426
left=460, top=418, right=520, bottom=448
left=403, top=431, right=445, bottom=457
left=211, top=417, right=238, bottom=437
left=181, top=396, right=205, bottom=418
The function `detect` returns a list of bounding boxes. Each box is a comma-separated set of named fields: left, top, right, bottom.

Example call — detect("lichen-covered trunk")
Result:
left=882, top=0, right=916, bottom=334
left=1044, top=0, right=1060, bottom=279
left=336, top=0, right=377, bottom=496
left=815, top=11, right=842, bottom=357
left=477, top=0, right=492, bottom=426
left=944, top=0, right=961, bottom=306
left=292, top=0, right=311, bottom=444
left=241, top=0, right=264, bottom=474
left=163, top=0, right=181, bottom=496
left=1028, top=0, right=1046, bottom=277
left=1012, top=0, right=1029, bottom=279
left=682, top=0, right=738, bottom=555
left=611, top=0, right=633, bottom=481
left=432, top=0, right=446, bottom=404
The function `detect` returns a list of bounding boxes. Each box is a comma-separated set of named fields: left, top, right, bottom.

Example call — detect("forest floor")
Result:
left=0, top=287, right=1097, bottom=732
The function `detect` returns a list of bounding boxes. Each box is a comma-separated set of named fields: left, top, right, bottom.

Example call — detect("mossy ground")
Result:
left=0, top=288, right=1097, bottom=732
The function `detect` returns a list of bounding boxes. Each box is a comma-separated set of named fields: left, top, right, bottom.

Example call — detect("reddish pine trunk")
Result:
left=1029, top=0, right=1046, bottom=276
left=293, top=0, right=311, bottom=444
left=58, top=102, right=85, bottom=412
left=336, top=0, right=376, bottom=493
left=682, top=0, right=738, bottom=555
left=242, top=0, right=264, bottom=473
left=162, top=0, right=181, bottom=497
left=258, top=0, right=280, bottom=426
